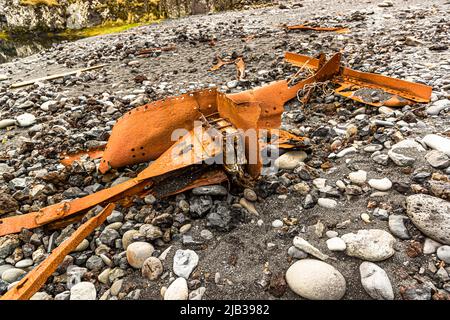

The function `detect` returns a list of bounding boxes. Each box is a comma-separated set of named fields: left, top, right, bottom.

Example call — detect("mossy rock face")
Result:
left=1, top=0, right=272, bottom=34
left=1, top=0, right=163, bottom=34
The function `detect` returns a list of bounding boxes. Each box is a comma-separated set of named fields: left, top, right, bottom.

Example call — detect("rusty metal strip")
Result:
left=137, top=45, right=176, bottom=55
left=286, top=25, right=350, bottom=33
left=0, top=178, right=150, bottom=236
left=0, top=204, right=115, bottom=300
left=210, top=56, right=236, bottom=71
left=284, top=52, right=432, bottom=106
left=235, top=57, right=246, bottom=81
left=210, top=56, right=246, bottom=81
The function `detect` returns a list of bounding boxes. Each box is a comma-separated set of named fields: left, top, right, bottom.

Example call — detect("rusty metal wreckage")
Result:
left=0, top=51, right=432, bottom=300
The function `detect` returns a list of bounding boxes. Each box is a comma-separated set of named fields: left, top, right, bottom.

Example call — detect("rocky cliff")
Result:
left=0, top=0, right=162, bottom=33
left=0, top=0, right=270, bottom=33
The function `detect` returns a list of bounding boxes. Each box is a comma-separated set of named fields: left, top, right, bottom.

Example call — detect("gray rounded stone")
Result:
left=1, top=268, right=26, bottom=283
left=341, top=229, right=396, bottom=261
left=15, top=259, right=33, bottom=269
left=285, top=259, right=346, bottom=300
left=142, top=257, right=163, bottom=280
left=275, top=151, right=307, bottom=170
left=406, top=194, right=450, bottom=245
left=70, top=281, right=97, bottom=300
left=122, top=229, right=141, bottom=250
left=126, top=241, right=154, bottom=268
left=360, top=262, right=394, bottom=300
left=164, top=277, right=188, bottom=300
left=437, top=246, right=450, bottom=264
left=173, top=249, right=199, bottom=279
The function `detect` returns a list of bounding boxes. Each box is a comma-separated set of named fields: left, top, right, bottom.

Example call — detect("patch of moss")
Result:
left=0, top=31, right=8, bottom=40
left=57, top=20, right=161, bottom=39
left=20, top=0, right=60, bottom=6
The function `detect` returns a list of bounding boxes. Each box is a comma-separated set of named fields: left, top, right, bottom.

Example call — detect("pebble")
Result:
left=15, top=259, right=33, bottom=268
left=110, top=279, right=123, bottom=296
left=126, top=242, right=155, bottom=268
left=422, top=134, right=450, bottom=156
left=317, top=198, right=337, bottom=209
left=122, top=230, right=141, bottom=250
left=239, top=198, right=258, bottom=215
left=1, top=268, right=26, bottom=283
left=326, top=237, right=347, bottom=251
left=360, top=213, right=371, bottom=223
left=139, top=224, right=163, bottom=240
left=142, top=257, right=163, bottom=280
left=368, top=178, right=392, bottom=191
left=288, top=246, right=308, bottom=259
left=192, top=185, right=228, bottom=196
left=326, top=231, right=338, bottom=238
left=55, top=291, right=71, bottom=300
left=426, top=99, right=450, bottom=115
left=0, top=265, right=14, bottom=278
left=173, top=249, right=199, bottom=279
left=425, top=150, right=450, bottom=169
left=164, top=277, right=188, bottom=300
left=406, top=194, right=450, bottom=245
left=313, top=178, right=327, bottom=189
left=0, top=119, right=16, bottom=129
left=364, top=144, right=383, bottom=153
left=293, top=236, right=329, bottom=260
left=348, top=170, right=367, bottom=185
left=423, top=238, right=442, bottom=254
left=285, top=259, right=346, bottom=300
left=437, top=246, right=450, bottom=264
left=189, top=287, right=206, bottom=300
left=274, top=151, right=307, bottom=169
left=16, top=113, right=36, bottom=127
left=388, top=215, right=410, bottom=240
left=0, top=193, right=19, bottom=215
left=40, top=100, right=57, bottom=112
left=158, top=246, right=172, bottom=261
left=336, top=147, right=357, bottom=158
left=272, top=219, right=283, bottom=228
left=99, top=228, right=120, bottom=246
left=70, top=281, right=97, bottom=300
left=359, top=262, right=394, bottom=300
left=378, top=1, right=393, bottom=7
left=200, top=229, right=213, bottom=240
left=388, top=139, right=425, bottom=166
left=243, top=188, right=257, bottom=201
left=341, top=229, right=396, bottom=261
left=98, top=268, right=111, bottom=284
left=179, top=224, right=191, bottom=234
left=74, top=239, right=89, bottom=252
left=30, top=292, right=52, bottom=300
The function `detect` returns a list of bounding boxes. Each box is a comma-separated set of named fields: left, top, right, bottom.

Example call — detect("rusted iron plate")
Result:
left=99, top=89, right=218, bottom=173
left=0, top=121, right=226, bottom=236
left=0, top=204, right=115, bottom=300
left=286, top=25, right=350, bottom=33
left=284, top=52, right=432, bottom=106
